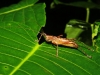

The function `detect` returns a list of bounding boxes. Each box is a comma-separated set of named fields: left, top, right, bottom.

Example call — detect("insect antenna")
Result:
left=38, top=28, right=46, bottom=42
left=38, top=33, right=43, bottom=42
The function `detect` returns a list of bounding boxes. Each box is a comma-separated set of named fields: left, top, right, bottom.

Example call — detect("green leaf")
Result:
left=64, top=19, right=90, bottom=39
left=0, top=0, right=100, bottom=75
left=54, top=0, right=100, bottom=9
left=92, top=20, right=100, bottom=53
left=37, top=42, right=100, bottom=75
left=0, top=0, right=46, bottom=74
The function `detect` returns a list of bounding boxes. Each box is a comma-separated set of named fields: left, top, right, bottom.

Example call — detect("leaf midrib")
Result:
left=9, top=43, right=40, bottom=75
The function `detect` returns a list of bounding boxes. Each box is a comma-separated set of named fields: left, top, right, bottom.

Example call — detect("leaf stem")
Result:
left=86, top=0, right=91, bottom=22
left=86, top=8, right=90, bottom=22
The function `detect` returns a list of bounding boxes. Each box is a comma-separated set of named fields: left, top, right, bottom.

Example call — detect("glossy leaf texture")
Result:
left=64, top=19, right=91, bottom=39
left=0, top=0, right=100, bottom=75
left=0, top=0, right=46, bottom=74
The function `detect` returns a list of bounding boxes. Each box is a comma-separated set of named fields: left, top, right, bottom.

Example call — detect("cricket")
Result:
left=38, top=30, right=94, bottom=58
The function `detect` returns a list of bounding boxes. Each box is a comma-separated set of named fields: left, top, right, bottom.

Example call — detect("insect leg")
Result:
left=75, top=40, right=94, bottom=51
left=57, top=35, right=63, bottom=38
left=80, top=41, right=94, bottom=51
left=56, top=45, right=58, bottom=57
left=78, top=47, right=92, bottom=58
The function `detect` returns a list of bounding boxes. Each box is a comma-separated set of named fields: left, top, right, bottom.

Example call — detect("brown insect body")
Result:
left=43, top=33, right=78, bottom=48
left=40, top=31, right=93, bottom=58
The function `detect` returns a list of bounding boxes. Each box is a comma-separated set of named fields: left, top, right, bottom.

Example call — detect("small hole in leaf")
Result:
left=4, top=66, right=8, bottom=69
left=3, top=66, right=9, bottom=70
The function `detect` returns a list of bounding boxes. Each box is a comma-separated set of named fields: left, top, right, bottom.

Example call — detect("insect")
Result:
left=39, top=31, right=94, bottom=58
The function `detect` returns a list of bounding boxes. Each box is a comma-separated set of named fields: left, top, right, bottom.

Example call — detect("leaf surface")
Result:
left=0, top=0, right=100, bottom=75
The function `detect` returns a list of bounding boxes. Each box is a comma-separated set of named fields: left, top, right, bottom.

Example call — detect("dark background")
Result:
left=0, top=0, right=100, bottom=45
